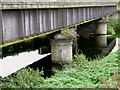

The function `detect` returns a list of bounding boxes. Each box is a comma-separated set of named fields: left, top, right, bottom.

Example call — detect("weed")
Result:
left=101, top=71, right=120, bottom=89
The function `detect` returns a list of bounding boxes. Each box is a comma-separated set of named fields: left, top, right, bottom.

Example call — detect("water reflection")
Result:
left=77, top=35, right=117, bottom=59
left=28, top=54, right=54, bottom=78
left=96, top=35, right=107, bottom=47
left=0, top=33, right=119, bottom=78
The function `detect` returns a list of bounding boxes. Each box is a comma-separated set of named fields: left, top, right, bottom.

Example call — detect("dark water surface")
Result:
left=77, top=35, right=116, bottom=60
left=1, top=31, right=119, bottom=78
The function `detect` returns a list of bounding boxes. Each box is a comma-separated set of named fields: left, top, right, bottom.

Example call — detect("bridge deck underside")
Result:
left=0, top=6, right=117, bottom=44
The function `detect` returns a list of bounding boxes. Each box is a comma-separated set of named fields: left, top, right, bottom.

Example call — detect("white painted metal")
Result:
left=0, top=50, right=51, bottom=78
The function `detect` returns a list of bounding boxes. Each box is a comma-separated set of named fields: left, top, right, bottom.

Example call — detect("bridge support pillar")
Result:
left=96, top=19, right=109, bottom=35
left=50, top=34, right=73, bottom=64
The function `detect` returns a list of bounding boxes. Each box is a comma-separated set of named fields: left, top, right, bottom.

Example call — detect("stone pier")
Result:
left=50, top=34, right=73, bottom=64
left=96, top=19, right=109, bottom=35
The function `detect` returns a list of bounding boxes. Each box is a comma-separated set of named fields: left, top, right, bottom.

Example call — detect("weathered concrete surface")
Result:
left=51, top=34, right=73, bottom=63
left=96, top=20, right=109, bottom=35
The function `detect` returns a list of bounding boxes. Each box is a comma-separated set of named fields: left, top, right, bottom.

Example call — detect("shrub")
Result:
left=101, top=71, right=120, bottom=88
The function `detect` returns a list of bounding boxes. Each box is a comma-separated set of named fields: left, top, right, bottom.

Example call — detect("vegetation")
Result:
left=1, top=19, right=120, bottom=88
left=1, top=49, right=120, bottom=88
left=61, top=28, right=78, bottom=39
left=1, top=35, right=50, bottom=58
left=107, top=19, right=120, bottom=35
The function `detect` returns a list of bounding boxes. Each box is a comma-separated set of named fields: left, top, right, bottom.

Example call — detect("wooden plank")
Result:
left=0, top=9, right=3, bottom=45
left=24, top=10, right=30, bottom=36
left=18, top=10, right=24, bottom=38
left=30, top=10, right=38, bottom=35
left=47, top=9, right=51, bottom=32
left=2, top=10, right=19, bottom=41
left=38, top=10, right=43, bottom=33
left=53, top=9, right=57, bottom=29
left=43, top=10, right=47, bottom=32
left=50, top=9, right=54, bottom=30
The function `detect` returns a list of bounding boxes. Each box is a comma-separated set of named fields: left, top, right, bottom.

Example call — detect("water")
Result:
left=0, top=32, right=119, bottom=78
left=77, top=35, right=118, bottom=60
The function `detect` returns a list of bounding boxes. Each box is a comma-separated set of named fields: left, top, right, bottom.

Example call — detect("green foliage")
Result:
left=1, top=67, right=45, bottom=88
left=61, top=28, right=78, bottom=40
left=1, top=18, right=120, bottom=88
left=107, top=19, right=120, bottom=35
left=72, top=54, right=89, bottom=67
left=1, top=49, right=119, bottom=88
left=107, top=26, right=116, bottom=35
left=41, top=50, right=119, bottom=88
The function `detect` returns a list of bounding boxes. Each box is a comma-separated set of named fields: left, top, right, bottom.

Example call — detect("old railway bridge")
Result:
left=0, top=1, right=117, bottom=45
left=0, top=0, right=119, bottom=78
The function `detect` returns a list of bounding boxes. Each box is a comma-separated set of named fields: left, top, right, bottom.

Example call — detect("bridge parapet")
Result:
left=0, top=1, right=117, bottom=9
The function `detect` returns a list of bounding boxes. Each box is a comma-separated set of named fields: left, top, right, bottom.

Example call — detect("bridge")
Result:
left=0, top=0, right=118, bottom=46
left=0, top=0, right=119, bottom=78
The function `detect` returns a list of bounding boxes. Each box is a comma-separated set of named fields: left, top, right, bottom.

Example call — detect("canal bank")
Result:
left=1, top=19, right=120, bottom=88
left=1, top=48, right=119, bottom=88
left=0, top=19, right=120, bottom=78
